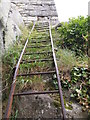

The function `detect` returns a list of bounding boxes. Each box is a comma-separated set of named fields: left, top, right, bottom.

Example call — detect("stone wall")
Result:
left=11, top=0, right=59, bottom=26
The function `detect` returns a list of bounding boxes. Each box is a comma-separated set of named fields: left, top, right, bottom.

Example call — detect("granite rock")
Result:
left=0, top=1, right=24, bottom=51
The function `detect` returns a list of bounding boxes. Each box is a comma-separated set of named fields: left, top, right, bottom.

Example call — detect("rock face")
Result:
left=4, top=2, right=24, bottom=49
left=0, top=0, right=10, bottom=51
left=0, top=0, right=24, bottom=51
left=11, top=0, right=59, bottom=26
left=16, top=94, right=61, bottom=119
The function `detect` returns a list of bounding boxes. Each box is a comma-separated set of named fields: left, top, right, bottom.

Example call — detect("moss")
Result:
left=53, top=100, right=61, bottom=108
left=65, top=103, right=73, bottom=110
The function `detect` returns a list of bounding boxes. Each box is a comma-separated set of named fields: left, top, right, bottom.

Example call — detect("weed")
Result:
left=77, top=55, right=88, bottom=68
left=56, top=49, right=77, bottom=71
left=10, top=110, right=18, bottom=120
left=2, top=24, right=33, bottom=116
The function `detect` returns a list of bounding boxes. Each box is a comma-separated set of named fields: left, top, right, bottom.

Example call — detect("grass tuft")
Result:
left=56, top=49, right=77, bottom=71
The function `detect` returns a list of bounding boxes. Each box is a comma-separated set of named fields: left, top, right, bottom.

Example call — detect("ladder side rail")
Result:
left=4, top=22, right=36, bottom=118
left=49, top=20, right=66, bottom=120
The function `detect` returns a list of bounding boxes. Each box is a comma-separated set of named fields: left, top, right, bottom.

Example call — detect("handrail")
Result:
left=49, top=20, right=66, bottom=120
left=4, top=22, right=35, bottom=118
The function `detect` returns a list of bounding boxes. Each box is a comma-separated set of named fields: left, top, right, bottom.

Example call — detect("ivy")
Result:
left=53, top=67, right=89, bottom=111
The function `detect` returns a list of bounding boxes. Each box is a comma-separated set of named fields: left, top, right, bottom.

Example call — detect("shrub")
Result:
left=58, top=16, right=88, bottom=55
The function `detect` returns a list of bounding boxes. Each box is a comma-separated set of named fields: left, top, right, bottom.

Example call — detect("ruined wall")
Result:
left=11, top=0, right=59, bottom=25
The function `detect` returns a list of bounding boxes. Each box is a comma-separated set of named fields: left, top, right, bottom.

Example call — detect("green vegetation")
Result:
left=2, top=22, right=55, bottom=117
left=56, top=49, right=77, bottom=71
left=2, top=40, right=23, bottom=116
left=52, top=16, right=89, bottom=112
left=2, top=25, right=33, bottom=116
left=56, top=16, right=88, bottom=55
left=2, top=25, right=31, bottom=89
left=2, top=17, right=89, bottom=117
left=70, top=67, right=89, bottom=110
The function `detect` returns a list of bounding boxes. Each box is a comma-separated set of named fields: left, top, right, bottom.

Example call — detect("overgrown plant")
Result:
left=53, top=66, right=89, bottom=111
left=70, top=67, right=89, bottom=112
left=56, top=49, right=77, bottom=71
left=2, top=25, right=31, bottom=116
left=57, top=16, right=88, bottom=55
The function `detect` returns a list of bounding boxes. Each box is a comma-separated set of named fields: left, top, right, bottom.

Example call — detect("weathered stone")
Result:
left=0, top=25, right=2, bottom=118
left=16, top=94, right=61, bottom=119
left=0, top=0, right=24, bottom=50
left=25, top=5, right=56, bottom=11
left=5, top=17, right=21, bottom=49
left=4, top=3, right=24, bottom=49
left=0, top=0, right=11, bottom=52
left=10, top=3, right=24, bottom=26
left=0, top=21, right=4, bottom=52
left=11, top=0, right=59, bottom=25
left=0, top=0, right=10, bottom=27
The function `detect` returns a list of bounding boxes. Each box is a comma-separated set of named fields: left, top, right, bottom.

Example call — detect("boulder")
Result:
left=5, top=3, right=24, bottom=49
left=0, top=0, right=11, bottom=27
left=0, top=0, right=24, bottom=50
left=16, top=94, right=62, bottom=119
left=10, top=3, right=24, bottom=26
left=0, top=0, right=11, bottom=52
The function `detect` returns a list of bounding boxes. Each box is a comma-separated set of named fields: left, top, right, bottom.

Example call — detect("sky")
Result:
left=54, top=0, right=89, bottom=22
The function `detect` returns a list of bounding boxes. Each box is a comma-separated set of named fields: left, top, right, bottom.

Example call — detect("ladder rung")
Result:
left=13, top=90, right=59, bottom=96
left=36, top=25, right=49, bottom=28
left=24, top=51, right=52, bottom=55
left=35, top=25, right=49, bottom=27
left=35, top=27, right=49, bottom=30
left=21, top=59, right=54, bottom=64
left=31, top=36, right=49, bottom=39
left=36, top=23, right=49, bottom=26
left=27, top=45, right=51, bottom=48
left=22, top=56, right=53, bottom=61
left=36, top=29, right=49, bottom=32
left=36, top=24, right=48, bottom=27
left=29, top=40, right=49, bottom=43
left=35, top=29, right=49, bottom=32
left=33, top=30, right=49, bottom=33
left=17, top=71, right=56, bottom=76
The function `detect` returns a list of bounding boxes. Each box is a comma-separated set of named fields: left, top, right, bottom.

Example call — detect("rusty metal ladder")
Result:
left=4, top=20, right=66, bottom=119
